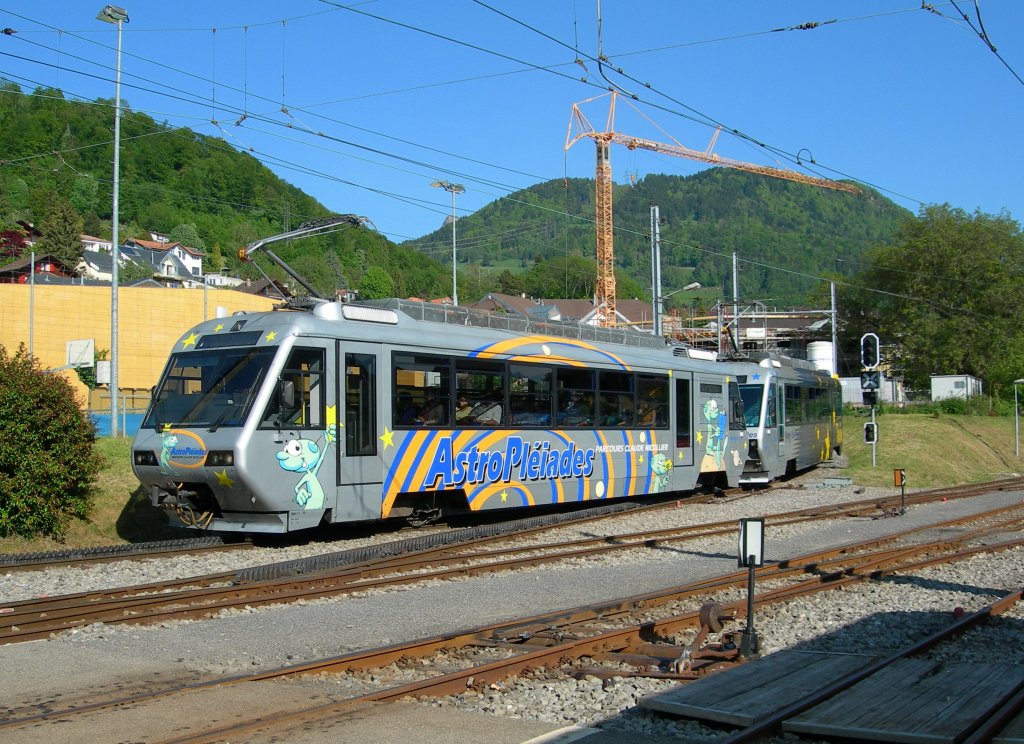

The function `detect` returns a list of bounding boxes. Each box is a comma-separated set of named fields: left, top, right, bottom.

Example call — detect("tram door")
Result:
left=675, top=377, right=693, bottom=467
left=336, top=342, right=384, bottom=521
left=776, top=383, right=786, bottom=459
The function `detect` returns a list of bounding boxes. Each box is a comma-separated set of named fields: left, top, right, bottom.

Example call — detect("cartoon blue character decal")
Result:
left=650, top=452, right=673, bottom=492
left=276, top=424, right=337, bottom=509
left=159, top=431, right=179, bottom=475
left=700, top=399, right=727, bottom=472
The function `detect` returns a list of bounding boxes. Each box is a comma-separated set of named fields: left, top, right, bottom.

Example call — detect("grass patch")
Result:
left=0, top=437, right=179, bottom=554
left=842, top=412, right=1021, bottom=488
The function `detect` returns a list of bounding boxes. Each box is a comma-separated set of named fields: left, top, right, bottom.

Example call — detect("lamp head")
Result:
left=97, top=5, right=129, bottom=24
left=430, top=180, right=465, bottom=195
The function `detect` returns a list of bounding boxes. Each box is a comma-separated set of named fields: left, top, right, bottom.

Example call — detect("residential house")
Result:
left=239, top=278, right=292, bottom=299
left=120, top=238, right=204, bottom=284
left=81, top=234, right=113, bottom=254
left=469, top=293, right=656, bottom=328
left=0, top=254, right=79, bottom=284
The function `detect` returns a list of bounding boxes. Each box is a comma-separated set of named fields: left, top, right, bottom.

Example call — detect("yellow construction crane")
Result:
left=565, top=92, right=860, bottom=327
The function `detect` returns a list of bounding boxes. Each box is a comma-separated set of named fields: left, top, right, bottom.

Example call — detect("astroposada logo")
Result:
left=424, top=436, right=596, bottom=489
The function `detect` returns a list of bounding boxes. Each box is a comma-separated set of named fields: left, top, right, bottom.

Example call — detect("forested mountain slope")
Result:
left=2, top=84, right=908, bottom=305
left=406, top=169, right=910, bottom=304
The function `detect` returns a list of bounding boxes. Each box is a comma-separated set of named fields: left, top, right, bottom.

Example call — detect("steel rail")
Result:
left=154, top=540, right=1024, bottom=743
left=3, top=499, right=1022, bottom=644
left=3, top=528, right=1021, bottom=739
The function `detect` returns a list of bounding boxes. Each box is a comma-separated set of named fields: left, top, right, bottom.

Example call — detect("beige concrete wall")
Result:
left=0, top=285, right=278, bottom=395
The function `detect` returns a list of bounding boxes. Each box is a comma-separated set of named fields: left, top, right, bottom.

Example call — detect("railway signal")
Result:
left=860, top=333, right=880, bottom=370
left=864, top=422, right=878, bottom=444
left=737, top=518, right=764, bottom=659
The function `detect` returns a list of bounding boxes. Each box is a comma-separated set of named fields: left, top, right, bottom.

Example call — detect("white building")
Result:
left=930, top=374, right=982, bottom=401
left=840, top=375, right=905, bottom=406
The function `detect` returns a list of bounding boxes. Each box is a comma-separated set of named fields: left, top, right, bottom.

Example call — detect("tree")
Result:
left=35, top=197, right=84, bottom=264
left=839, top=204, right=1024, bottom=395
left=0, top=228, right=29, bottom=259
left=0, top=344, right=100, bottom=538
left=496, top=269, right=524, bottom=296
left=168, top=223, right=207, bottom=253
left=358, top=266, right=394, bottom=299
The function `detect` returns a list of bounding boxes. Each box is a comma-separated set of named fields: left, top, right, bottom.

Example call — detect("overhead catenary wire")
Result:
left=4, top=5, right=1019, bottom=317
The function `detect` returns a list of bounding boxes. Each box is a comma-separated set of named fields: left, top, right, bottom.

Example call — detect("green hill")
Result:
left=405, top=170, right=910, bottom=305
left=0, top=83, right=449, bottom=299
left=2, top=83, right=909, bottom=306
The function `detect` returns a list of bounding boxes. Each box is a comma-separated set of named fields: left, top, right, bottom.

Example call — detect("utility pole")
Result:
left=732, top=252, right=740, bottom=352
left=650, top=202, right=663, bottom=336
left=830, top=281, right=838, bottom=374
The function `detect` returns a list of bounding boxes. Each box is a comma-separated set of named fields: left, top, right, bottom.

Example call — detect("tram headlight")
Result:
left=133, top=451, right=159, bottom=466
left=206, top=450, right=235, bottom=467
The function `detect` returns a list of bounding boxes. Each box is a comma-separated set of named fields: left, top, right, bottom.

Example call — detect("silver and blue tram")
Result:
left=131, top=299, right=760, bottom=533
left=737, top=353, right=843, bottom=485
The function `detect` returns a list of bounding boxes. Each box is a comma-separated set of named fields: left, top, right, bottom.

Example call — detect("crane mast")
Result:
left=566, top=92, right=859, bottom=328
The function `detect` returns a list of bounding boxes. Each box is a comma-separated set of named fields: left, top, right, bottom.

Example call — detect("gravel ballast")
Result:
left=1, top=475, right=1022, bottom=742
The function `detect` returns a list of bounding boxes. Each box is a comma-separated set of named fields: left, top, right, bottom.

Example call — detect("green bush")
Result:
left=0, top=344, right=100, bottom=538
left=939, top=397, right=967, bottom=415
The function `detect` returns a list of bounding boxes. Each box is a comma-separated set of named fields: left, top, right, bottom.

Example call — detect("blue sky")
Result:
left=2, top=1, right=1022, bottom=251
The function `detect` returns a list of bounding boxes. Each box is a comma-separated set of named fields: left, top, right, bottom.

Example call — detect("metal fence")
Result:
left=89, top=408, right=147, bottom=437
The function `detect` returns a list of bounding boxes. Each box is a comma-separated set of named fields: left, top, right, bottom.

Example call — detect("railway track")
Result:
left=2, top=483, right=1024, bottom=646
left=2, top=479, right=1021, bottom=644
left=1, top=500, right=1020, bottom=742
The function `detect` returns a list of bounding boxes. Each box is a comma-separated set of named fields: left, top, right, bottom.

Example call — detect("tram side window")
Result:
left=638, top=375, right=670, bottom=428
left=455, top=359, right=505, bottom=426
left=261, top=347, right=325, bottom=429
left=675, top=378, right=691, bottom=447
left=393, top=353, right=451, bottom=427
left=509, top=363, right=552, bottom=427
left=785, top=384, right=813, bottom=425
left=345, top=353, right=376, bottom=457
left=556, top=368, right=596, bottom=427
left=599, top=370, right=635, bottom=427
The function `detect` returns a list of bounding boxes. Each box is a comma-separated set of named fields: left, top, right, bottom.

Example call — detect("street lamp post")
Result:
left=431, top=180, right=464, bottom=306
left=98, top=4, right=128, bottom=437
left=1015, top=379, right=1024, bottom=459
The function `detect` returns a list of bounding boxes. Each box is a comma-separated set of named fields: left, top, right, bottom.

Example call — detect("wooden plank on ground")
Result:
left=994, top=707, right=1024, bottom=744
left=785, top=660, right=1024, bottom=743
left=638, top=650, right=878, bottom=726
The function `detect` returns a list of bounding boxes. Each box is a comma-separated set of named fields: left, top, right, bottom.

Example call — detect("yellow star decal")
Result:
left=181, top=332, right=199, bottom=348
left=214, top=470, right=234, bottom=488
left=379, top=427, right=395, bottom=449
left=265, top=331, right=277, bottom=342
left=326, top=405, right=338, bottom=428
left=162, top=423, right=173, bottom=432
left=696, top=430, right=704, bottom=445
left=213, top=323, right=224, bottom=332
left=500, top=490, right=508, bottom=503
left=678, top=451, right=686, bottom=461
left=667, top=369, right=673, bottom=377
left=638, top=454, right=645, bottom=464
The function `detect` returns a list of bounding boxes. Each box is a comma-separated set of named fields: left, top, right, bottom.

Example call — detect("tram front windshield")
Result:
left=738, top=384, right=764, bottom=427
left=144, top=347, right=277, bottom=430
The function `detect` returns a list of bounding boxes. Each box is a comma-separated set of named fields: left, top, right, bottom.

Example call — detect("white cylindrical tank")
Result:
left=807, top=341, right=834, bottom=375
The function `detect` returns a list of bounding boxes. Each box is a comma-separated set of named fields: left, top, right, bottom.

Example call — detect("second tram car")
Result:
left=132, top=298, right=761, bottom=533
left=737, top=353, right=843, bottom=485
